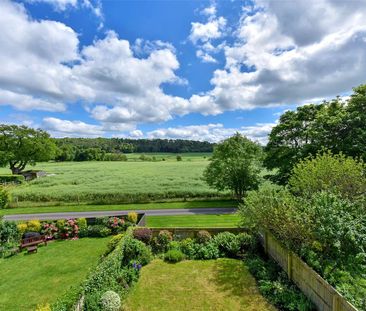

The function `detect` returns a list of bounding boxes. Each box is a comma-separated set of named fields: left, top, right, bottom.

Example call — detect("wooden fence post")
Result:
left=333, top=295, right=339, bottom=311
left=287, top=251, right=292, bottom=279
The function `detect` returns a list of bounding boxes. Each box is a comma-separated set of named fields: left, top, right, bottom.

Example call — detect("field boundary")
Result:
left=260, top=231, right=358, bottom=311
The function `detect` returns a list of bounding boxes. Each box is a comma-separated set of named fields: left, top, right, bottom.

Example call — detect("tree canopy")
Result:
left=265, top=84, right=366, bottom=183
left=0, top=124, right=56, bottom=174
left=203, top=133, right=263, bottom=200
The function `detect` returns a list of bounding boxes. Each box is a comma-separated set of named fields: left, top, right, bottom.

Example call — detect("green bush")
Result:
left=100, top=290, right=121, bottom=311
left=152, top=230, right=173, bottom=253
left=245, top=255, right=315, bottom=311
left=195, top=242, right=219, bottom=260
left=196, top=230, right=211, bottom=244
left=87, top=225, right=112, bottom=237
left=26, top=220, right=41, bottom=232
left=0, top=220, right=19, bottom=245
left=180, top=238, right=196, bottom=259
left=0, top=187, right=10, bottom=209
left=0, top=175, right=24, bottom=184
left=127, top=212, right=138, bottom=224
left=56, top=219, right=65, bottom=231
left=212, top=232, right=240, bottom=258
left=78, top=218, right=87, bottom=231
left=121, top=237, right=152, bottom=266
left=105, top=234, right=124, bottom=255
left=289, top=151, right=366, bottom=200
left=168, top=240, right=181, bottom=251
left=133, top=227, right=152, bottom=244
left=164, top=249, right=185, bottom=263
left=236, top=232, right=256, bottom=253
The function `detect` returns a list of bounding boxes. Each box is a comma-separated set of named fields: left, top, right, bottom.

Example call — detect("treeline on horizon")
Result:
left=54, top=138, right=214, bottom=161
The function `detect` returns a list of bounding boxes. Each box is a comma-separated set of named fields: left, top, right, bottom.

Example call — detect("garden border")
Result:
left=260, top=231, right=359, bottom=311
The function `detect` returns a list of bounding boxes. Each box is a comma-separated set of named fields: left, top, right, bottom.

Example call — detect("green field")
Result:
left=125, top=259, right=277, bottom=311
left=0, top=155, right=227, bottom=205
left=0, top=237, right=110, bottom=310
left=146, top=214, right=240, bottom=228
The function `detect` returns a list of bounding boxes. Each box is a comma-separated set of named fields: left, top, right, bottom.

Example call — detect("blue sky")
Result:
left=0, top=0, right=365, bottom=143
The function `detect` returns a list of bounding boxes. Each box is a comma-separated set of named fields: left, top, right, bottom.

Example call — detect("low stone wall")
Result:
left=149, top=227, right=243, bottom=239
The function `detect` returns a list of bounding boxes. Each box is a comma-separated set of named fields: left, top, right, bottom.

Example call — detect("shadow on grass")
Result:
left=211, top=258, right=276, bottom=310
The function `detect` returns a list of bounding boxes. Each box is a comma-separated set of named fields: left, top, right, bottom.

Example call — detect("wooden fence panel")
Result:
left=261, top=231, right=358, bottom=311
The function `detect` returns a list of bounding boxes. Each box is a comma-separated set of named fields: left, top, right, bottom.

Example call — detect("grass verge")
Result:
left=146, top=214, right=240, bottom=228
left=124, top=259, right=277, bottom=311
left=0, top=237, right=110, bottom=310
left=0, top=200, right=237, bottom=216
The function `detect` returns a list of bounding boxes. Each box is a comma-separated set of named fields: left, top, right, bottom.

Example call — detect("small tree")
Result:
left=0, top=125, right=56, bottom=174
left=203, top=133, right=262, bottom=200
left=289, top=150, right=366, bottom=200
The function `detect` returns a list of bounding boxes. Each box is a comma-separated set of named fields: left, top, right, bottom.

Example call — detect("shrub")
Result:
left=245, top=255, right=315, bottom=311
left=196, top=230, right=211, bottom=244
left=236, top=232, right=256, bottom=253
left=107, top=217, right=125, bottom=233
left=56, top=219, right=65, bottom=231
left=176, top=155, right=182, bottom=161
left=87, top=225, right=112, bottom=237
left=212, top=232, right=240, bottom=258
left=180, top=238, right=196, bottom=259
left=0, top=187, right=10, bottom=209
left=164, top=249, right=185, bottom=263
left=168, top=240, right=181, bottom=251
left=105, top=234, right=124, bottom=255
left=121, top=237, right=152, bottom=266
left=41, top=222, right=58, bottom=240
left=289, top=151, right=366, bottom=200
left=26, top=220, right=41, bottom=232
left=17, top=223, right=28, bottom=235
left=100, top=290, right=121, bottom=311
left=78, top=218, right=87, bottom=230
left=153, top=230, right=173, bottom=253
left=59, top=219, right=79, bottom=239
left=133, top=227, right=152, bottom=244
left=127, top=212, right=138, bottom=224
left=0, top=220, right=19, bottom=244
left=195, top=242, right=219, bottom=260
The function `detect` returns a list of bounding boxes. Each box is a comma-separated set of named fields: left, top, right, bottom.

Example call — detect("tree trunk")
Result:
left=9, top=161, right=27, bottom=175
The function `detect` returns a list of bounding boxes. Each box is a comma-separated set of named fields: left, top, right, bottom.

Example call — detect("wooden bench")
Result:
left=20, top=235, right=47, bottom=251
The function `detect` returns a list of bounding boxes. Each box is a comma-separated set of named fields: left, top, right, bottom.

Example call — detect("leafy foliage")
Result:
left=164, top=249, right=185, bottom=263
left=0, top=186, right=10, bottom=209
left=289, top=151, right=366, bottom=200
left=203, top=133, right=263, bottom=199
left=265, top=84, right=366, bottom=183
left=195, top=230, right=211, bottom=244
left=133, top=227, right=152, bottom=244
left=0, top=124, right=56, bottom=174
left=100, top=291, right=121, bottom=311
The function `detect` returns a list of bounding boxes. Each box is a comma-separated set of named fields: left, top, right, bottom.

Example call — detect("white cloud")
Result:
left=42, top=117, right=104, bottom=137
left=196, top=50, right=217, bottom=63
left=0, top=1, right=189, bottom=128
left=27, top=0, right=77, bottom=10
left=129, top=129, right=144, bottom=138
left=191, top=0, right=366, bottom=113
left=189, top=16, right=226, bottom=44
left=146, top=122, right=275, bottom=144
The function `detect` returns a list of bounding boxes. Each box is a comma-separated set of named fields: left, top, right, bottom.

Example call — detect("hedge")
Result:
left=0, top=175, right=25, bottom=184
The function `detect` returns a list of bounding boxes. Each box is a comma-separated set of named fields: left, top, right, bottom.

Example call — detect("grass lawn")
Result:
left=125, top=259, right=277, bottom=311
left=0, top=237, right=110, bottom=310
left=0, top=159, right=225, bottom=204
left=0, top=200, right=237, bottom=216
left=146, top=214, right=240, bottom=228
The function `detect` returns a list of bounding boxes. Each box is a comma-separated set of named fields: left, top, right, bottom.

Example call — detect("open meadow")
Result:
left=0, top=154, right=227, bottom=206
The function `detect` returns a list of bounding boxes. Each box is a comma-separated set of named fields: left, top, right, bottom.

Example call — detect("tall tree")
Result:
left=203, top=133, right=263, bottom=200
left=0, top=125, right=56, bottom=174
left=265, top=84, right=366, bottom=184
